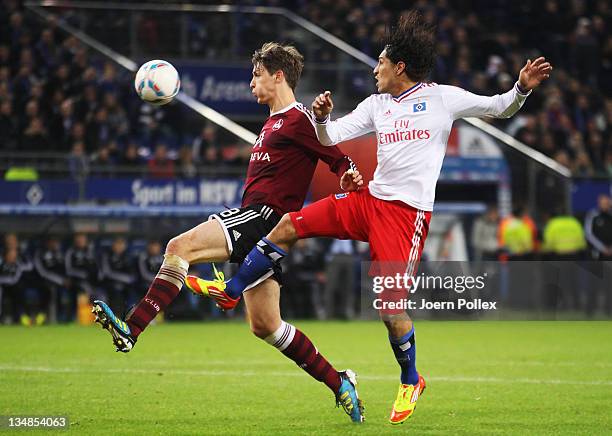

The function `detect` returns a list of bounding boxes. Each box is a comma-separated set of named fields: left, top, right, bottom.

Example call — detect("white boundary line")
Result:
left=1, top=365, right=610, bottom=386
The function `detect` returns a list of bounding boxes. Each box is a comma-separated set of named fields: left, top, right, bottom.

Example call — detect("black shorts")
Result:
left=209, top=204, right=282, bottom=283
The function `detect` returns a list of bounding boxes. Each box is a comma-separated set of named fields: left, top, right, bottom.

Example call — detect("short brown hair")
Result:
left=252, top=42, right=304, bottom=91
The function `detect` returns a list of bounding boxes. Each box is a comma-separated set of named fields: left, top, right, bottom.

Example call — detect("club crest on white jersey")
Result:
left=413, top=102, right=427, bottom=112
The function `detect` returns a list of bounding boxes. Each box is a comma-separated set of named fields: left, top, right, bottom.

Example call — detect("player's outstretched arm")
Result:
left=312, top=91, right=375, bottom=146
left=517, top=57, right=553, bottom=91
left=312, top=91, right=335, bottom=146
left=442, top=56, right=553, bottom=120
left=312, top=90, right=334, bottom=121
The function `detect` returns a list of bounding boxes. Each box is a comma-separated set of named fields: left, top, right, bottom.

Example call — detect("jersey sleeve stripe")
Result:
left=295, top=104, right=317, bottom=130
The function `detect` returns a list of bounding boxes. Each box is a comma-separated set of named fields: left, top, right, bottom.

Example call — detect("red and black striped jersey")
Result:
left=242, top=102, right=355, bottom=215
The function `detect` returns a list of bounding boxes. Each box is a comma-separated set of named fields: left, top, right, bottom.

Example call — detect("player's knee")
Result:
left=165, top=234, right=188, bottom=258
left=249, top=318, right=277, bottom=339
left=270, top=214, right=297, bottom=245
left=383, top=313, right=413, bottom=338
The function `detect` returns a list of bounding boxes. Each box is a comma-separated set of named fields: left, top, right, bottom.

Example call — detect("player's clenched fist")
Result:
left=340, top=169, right=363, bottom=192
left=312, top=91, right=334, bottom=121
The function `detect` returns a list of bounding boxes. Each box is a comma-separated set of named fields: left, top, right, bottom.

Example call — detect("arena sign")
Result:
left=0, top=178, right=244, bottom=207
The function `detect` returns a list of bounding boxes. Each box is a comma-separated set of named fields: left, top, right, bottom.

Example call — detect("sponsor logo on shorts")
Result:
left=232, top=230, right=242, bottom=240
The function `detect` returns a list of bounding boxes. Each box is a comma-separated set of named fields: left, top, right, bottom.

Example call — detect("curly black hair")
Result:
left=384, top=11, right=436, bottom=82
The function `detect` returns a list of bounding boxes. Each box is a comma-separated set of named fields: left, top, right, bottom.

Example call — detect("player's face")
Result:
left=250, top=64, right=277, bottom=105
left=373, top=49, right=396, bottom=94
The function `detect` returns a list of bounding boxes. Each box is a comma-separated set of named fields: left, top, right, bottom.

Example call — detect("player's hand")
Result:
left=518, top=57, right=552, bottom=91
left=340, top=169, right=363, bottom=192
left=312, top=91, right=334, bottom=121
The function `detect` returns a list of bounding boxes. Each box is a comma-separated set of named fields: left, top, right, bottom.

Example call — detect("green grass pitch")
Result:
left=1, top=321, right=611, bottom=435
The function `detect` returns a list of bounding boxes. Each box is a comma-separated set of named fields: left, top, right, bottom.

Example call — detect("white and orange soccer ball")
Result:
left=134, top=60, right=180, bottom=106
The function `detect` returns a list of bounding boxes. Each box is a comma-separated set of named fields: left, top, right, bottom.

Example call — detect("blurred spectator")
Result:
left=543, top=213, right=587, bottom=258
left=583, top=194, right=612, bottom=316
left=101, top=236, right=135, bottom=316
left=499, top=208, right=535, bottom=259
left=86, top=107, right=112, bottom=150
left=64, top=233, right=98, bottom=320
left=67, top=141, right=90, bottom=180
left=571, top=18, right=599, bottom=86
left=102, top=92, right=129, bottom=139
left=585, top=194, right=612, bottom=260
left=1, top=233, right=36, bottom=325
left=471, top=205, right=500, bottom=260
left=606, top=151, right=612, bottom=177
left=75, top=84, right=99, bottom=123
left=542, top=212, right=588, bottom=311
left=192, top=125, right=218, bottom=163
left=119, top=142, right=145, bottom=177
left=0, top=247, right=25, bottom=324
left=21, top=116, right=48, bottom=151
left=574, top=150, right=594, bottom=177
left=204, top=145, right=221, bottom=165
left=178, top=145, right=197, bottom=178
left=515, top=115, right=539, bottom=149
left=49, top=97, right=76, bottom=150
left=121, top=142, right=143, bottom=166
left=35, top=28, right=58, bottom=72
left=0, top=98, right=18, bottom=150
left=148, top=143, right=175, bottom=179
left=138, top=239, right=163, bottom=286
left=90, top=144, right=115, bottom=177
left=34, top=236, right=69, bottom=323
left=324, top=239, right=357, bottom=319
left=4, top=232, right=33, bottom=271
left=283, top=239, right=326, bottom=319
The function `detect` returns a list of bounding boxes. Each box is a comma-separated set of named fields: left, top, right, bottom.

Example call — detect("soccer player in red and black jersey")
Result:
left=92, top=42, right=365, bottom=423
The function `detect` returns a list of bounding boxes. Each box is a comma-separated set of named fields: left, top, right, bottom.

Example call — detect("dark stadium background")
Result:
left=0, top=2, right=611, bottom=434
left=0, top=0, right=610, bottom=324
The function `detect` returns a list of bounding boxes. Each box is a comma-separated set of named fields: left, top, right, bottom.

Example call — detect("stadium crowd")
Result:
left=0, top=0, right=250, bottom=178
left=1, top=0, right=610, bottom=177
left=296, top=0, right=612, bottom=177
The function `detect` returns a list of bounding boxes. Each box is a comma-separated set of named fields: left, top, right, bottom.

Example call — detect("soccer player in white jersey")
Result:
left=191, top=11, right=552, bottom=424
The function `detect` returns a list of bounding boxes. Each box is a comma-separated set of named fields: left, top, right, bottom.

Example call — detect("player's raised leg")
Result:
left=187, top=192, right=366, bottom=306
left=243, top=278, right=364, bottom=423
left=93, top=219, right=230, bottom=352
left=185, top=214, right=297, bottom=309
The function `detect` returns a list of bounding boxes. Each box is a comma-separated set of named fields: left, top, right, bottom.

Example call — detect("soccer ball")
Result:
left=134, top=60, right=180, bottom=106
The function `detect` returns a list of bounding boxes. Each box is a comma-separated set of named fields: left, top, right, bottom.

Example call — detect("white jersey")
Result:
left=315, top=82, right=531, bottom=211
